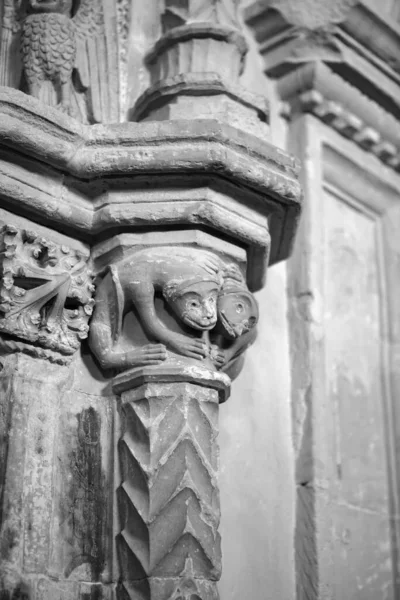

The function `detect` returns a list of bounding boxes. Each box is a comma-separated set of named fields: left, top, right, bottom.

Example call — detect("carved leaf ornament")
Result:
left=0, top=225, right=94, bottom=358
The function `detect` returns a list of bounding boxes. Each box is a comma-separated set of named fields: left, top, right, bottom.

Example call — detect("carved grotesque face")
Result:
left=170, top=281, right=219, bottom=331
left=217, top=289, right=258, bottom=338
left=29, top=0, right=73, bottom=14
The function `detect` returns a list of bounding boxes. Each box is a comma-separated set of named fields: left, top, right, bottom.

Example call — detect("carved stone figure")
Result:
left=210, top=276, right=259, bottom=379
left=0, top=0, right=118, bottom=121
left=89, top=247, right=259, bottom=380
left=20, top=0, right=77, bottom=114
left=0, top=224, right=94, bottom=362
left=89, top=247, right=224, bottom=370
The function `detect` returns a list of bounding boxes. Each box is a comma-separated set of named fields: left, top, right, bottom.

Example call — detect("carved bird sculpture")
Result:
left=21, top=0, right=77, bottom=114
left=0, top=0, right=116, bottom=122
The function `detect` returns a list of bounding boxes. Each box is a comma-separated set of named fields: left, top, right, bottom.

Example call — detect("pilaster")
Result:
left=245, top=1, right=400, bottom=598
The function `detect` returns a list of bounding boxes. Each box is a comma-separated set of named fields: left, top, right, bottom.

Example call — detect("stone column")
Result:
left=0, top=0, right=302, bottom=597
left=114, top=366, right=229, bottom=600
left=131, top=0, right=269, bottom=136
left=88, top=236, right=262, bottom=599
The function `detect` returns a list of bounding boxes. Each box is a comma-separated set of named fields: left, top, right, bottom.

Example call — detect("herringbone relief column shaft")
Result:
left=117, top=381, right=221, bottom=600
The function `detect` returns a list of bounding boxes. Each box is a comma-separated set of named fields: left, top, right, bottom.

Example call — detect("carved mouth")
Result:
left=186, top=317, right=217, bottom=330
left=219, top=311, right=239, bottom=338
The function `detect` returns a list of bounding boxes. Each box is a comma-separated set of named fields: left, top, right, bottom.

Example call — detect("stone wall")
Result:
left=246, top=1, right=400, bottom=598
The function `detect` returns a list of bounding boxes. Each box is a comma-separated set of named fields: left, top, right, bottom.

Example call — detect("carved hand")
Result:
left=167, top=333, right=208, bottom=360
left=126, top=343, right=167, bottom=367
left=209, top=344, right=226, bottom=367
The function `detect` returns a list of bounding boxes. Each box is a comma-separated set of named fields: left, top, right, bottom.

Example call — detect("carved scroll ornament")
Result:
left=89, top=246, right=258, bottom=379
left=0, top=224, right=94, bottom=363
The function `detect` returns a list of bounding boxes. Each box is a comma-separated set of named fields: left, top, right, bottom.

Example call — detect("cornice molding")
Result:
left=278, top=63, right=400, bottom=170
left=0, top=88, right=301, bottom=288
left=245, top=0, right=400, bottom=118
left=246, top=0, right=400, bottom=74
left=0, top=89, right=295, bottom=186
left=131, top=72, right=269, bottom=123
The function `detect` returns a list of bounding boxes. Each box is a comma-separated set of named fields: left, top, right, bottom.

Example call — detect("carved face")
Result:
left=28, top=0, right=73, bottom=15
left=217, top=289, right=258, bottom=338
left=169, top=281, right=219, bottom=331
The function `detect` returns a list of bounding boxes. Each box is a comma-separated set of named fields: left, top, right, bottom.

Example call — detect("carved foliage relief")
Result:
left=89, top=246, right=258, bottom=380
left=0, top=225, right=94, bottom=362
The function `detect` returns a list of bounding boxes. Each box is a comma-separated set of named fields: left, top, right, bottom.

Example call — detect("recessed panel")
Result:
left=324, top=188, right=393, bottom=599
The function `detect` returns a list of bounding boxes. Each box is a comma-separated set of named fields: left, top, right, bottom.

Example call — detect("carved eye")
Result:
left=235, top=302, right=244, bottom=314
left=189, top=300, right=199, bottom=309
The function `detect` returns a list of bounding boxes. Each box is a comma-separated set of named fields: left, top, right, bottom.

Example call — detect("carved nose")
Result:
left=204, top=305, right=214, bottom=318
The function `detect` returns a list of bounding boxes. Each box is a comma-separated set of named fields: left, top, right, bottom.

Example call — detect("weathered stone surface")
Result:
left=0, top=353, right=70, bottom=597
left=0, top=223, right=94, bottom=363
left=131, top=0, right=267, bottom=133
left=285, top=115, right=400, bottom=599
left=0, top=2, right=304, bottom=599
left=276, top=63, right=400, bottom=171
left=246, top=0, right=400, bottom=122
left=0, top=0, right=120, bottom=123
left=0, top=350, right=115, bottom=599
left=89, top=244, right=258, bottom=382
left=0, top=87, right=301, bottom=286
left=113, top=367, right=229, bottom=600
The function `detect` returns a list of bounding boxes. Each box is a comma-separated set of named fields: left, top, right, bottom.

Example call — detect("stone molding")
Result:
left=146, top=23, right=248, bottom=70
left=0, top=223, right=94, bottom=363
left=0, top=87, right=301, bottom=289
left=277, top=63, right=400, bottom=171
left=113, top=364, right=230, bottom=401
left=86, top=225, right=261, bottom=599
left=245, top=0, right=400, bottom=79
left=246, top=0, right=400, bottom=170
left=245, top=0, right=400, bottom=117
left=131, top=72, right=269, bottom=123
left=150, top=0, right=248, bottom=84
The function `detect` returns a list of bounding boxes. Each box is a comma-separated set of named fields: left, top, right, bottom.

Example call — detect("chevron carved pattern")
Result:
left=117, top=381, right=221, bottom=600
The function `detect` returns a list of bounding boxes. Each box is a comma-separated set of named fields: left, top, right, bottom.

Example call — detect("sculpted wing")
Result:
left=73, top=0, right=119, bottom=123
left=0, top=0, right=26, bottom=87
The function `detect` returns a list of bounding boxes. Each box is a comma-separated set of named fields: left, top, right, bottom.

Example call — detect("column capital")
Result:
left=89, top=242, right=259, bottom=383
